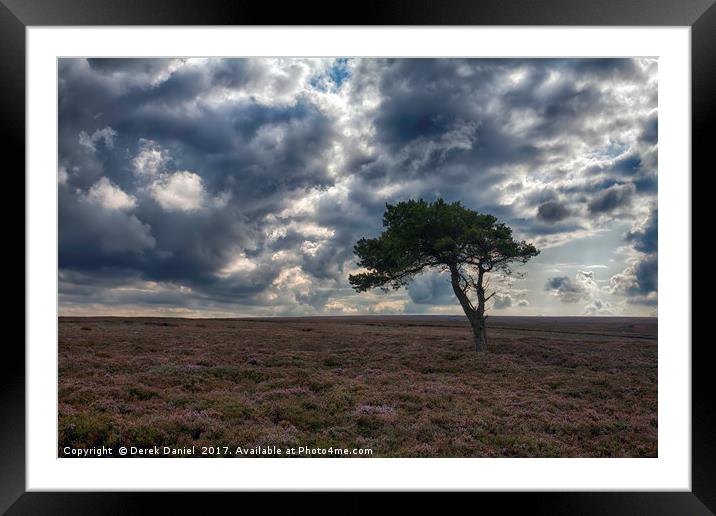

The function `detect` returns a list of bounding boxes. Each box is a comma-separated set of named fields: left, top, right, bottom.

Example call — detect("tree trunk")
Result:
left=448, top=263, right=489, bottom=353
left=470, top=316, right=487, bottom=352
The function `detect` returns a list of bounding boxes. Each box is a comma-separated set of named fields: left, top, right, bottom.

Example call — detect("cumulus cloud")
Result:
left=58, top=57, right=657, bottom=316
left=148, top=171, right=206, bottom=212
left=587, top=183, right=635, bottom=215
left=78, top=126, right=117, bottom=151
left=545, top=275, right=587, bottom=303
left=545, top=270, right=611, bottom=313
left=585, top=298, right=613, bottom=315
left=62, top=194, right=155, bottom=256
left=610, top=254, right=657, bottom=305
left=626, top=207, right=658, bottom=254
left=492, top=294, right=513, bottom=309
left=609, top=206, right=657, bottom=306
left=536, top=200, right=571, bottom=223
left=132, top=139, right=169, bottom=178
left=407, top=272, right=454, bottom=305
left=85, top=177, right=137, bottom=211
left=368, top=300, right=407, bottom=314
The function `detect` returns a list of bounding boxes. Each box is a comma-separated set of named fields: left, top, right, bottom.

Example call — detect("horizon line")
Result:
left=58, top=314, right=658, bottom=320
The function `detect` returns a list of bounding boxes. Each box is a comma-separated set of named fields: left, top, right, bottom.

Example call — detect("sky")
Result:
left=58, top=58, right=658, bottom=318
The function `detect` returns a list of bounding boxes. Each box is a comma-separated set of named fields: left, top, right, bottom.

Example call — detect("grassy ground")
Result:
left=58, top=316, right=657, bottom=457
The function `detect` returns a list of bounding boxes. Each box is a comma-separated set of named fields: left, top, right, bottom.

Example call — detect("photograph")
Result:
left=57, top=56, right=658, bottom=459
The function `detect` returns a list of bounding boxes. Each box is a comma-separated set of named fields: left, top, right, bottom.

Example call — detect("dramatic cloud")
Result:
left=609, top=206, right=658, bottom=308
left=610, top=252, right=658, bottom=305
left=587, top=183, right=635, bottom=215
left=78, top=126, right=117, bottom=151
left=545, top=275, right=587, bottom=303
left=85, top=177, right=137, bottom=211
left=148, top=171, right=207, bottom=212
left=492, top=294, right=513, bottom=310
left=132, top=139, right=169, bottom=178
left=626, top=207, right=658, bottom=254
left=58, top=58, right=657, bottom=317
left=545, top=270, right=612, bottom=314
left=536, top=201, right=571, bottom=223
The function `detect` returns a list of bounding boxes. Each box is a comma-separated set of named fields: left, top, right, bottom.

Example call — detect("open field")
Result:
left=58, top=316, right=657, bottom=457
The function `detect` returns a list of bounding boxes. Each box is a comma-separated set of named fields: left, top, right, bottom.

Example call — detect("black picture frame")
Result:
left=4, top=0, right=710, bottom=513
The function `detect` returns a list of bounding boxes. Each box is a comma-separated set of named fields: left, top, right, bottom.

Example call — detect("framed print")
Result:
left=5, top=0, right=712, bottom=512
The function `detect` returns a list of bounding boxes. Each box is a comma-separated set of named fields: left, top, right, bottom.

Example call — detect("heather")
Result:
left=59, top=316, right=657, bottom=457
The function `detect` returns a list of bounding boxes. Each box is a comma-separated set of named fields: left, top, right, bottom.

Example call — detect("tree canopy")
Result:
left=349, top=198, right=540, bottom=351
left=349, top=198, right=539, bottom=291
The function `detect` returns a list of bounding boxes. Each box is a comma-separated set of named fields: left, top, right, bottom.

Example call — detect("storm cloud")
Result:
left=609, top=206, right=658, bottom=307
left=58, top=58, right=657, bottom=317
left=537, top=201, right=571, bottom=223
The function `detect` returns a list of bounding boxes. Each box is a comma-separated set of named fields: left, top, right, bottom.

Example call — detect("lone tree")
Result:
left=349, top=199, right=539, bottom=352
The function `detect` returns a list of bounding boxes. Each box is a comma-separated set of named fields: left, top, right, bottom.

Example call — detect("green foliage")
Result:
left=349, top=198, right=539, bottom=292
